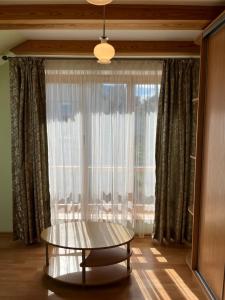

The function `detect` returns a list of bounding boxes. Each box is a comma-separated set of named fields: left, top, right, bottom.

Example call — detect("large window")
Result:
left=45, top=60, right=162, bottom=236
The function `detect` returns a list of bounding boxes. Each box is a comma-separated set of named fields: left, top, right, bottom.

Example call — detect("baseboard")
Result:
left=0, top=232, right=13, bottom=237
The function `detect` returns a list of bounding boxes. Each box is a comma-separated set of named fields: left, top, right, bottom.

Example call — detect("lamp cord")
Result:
left=102, top=5, right=106, bottom=39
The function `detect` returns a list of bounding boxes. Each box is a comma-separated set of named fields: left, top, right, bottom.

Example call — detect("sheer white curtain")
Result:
left=45, top=59, right=162, bottom=236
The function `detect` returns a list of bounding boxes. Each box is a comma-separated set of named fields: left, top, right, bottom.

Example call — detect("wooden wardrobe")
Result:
left=190, top=11, right=225, bottom=300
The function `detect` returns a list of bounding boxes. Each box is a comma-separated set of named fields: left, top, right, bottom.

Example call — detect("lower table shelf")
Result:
left=45, top=255, right=131, bottom=286
left=81, top=247, right=132, bottom=267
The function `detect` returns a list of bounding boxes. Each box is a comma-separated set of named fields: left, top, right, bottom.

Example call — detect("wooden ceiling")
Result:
left=11, top=40, right=200, bottom=56
left=0, top=3, right=224, bottom=56
left=0, top=4, right=223, bottom=30
left=0, top=0, right=224, bottom=4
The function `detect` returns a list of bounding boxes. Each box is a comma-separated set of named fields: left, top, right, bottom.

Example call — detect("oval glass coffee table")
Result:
left=41, top=221, right=135, bottom=286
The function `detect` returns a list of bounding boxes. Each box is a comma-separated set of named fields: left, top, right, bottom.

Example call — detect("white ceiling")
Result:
left=8, top=29, right=202, bottom=41
left=0, top=0, right=224, bottom=4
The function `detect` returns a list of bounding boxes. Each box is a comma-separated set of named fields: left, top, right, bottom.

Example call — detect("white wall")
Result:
left=0, top=61, right=13, bottom=232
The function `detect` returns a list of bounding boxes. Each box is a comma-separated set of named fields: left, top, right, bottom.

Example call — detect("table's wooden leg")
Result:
left=127, top=242, right=131, bottom=271
left=82, top=249, right=86, bottom=285
left=45, top=243, right=49, bottom=266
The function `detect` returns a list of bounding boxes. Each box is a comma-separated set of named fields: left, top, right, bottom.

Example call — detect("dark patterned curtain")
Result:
left=154, top=58, right=199, bottom=243
left=10, top=58, right=51, bottom=244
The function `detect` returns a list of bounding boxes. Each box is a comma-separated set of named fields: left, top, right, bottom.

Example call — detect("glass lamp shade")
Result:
left=94, top=40, right=115, bottom=64
left=86, top=0, right=112, bottom=5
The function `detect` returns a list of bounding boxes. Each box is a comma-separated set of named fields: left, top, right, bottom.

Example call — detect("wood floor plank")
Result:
left=0, top=236, right=206, bottom=300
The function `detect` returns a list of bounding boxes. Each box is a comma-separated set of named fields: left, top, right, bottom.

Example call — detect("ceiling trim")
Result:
left=11, top=40, right=200, bottom=56
left=0, top=4, right=224, bottom=30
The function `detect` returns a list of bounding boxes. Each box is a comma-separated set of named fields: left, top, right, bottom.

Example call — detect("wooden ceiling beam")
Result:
left=11, top=40, right=200, bottom=56
left=0, top=20, right=210, bottom=30
left=0, top=4, right=224, bottom=30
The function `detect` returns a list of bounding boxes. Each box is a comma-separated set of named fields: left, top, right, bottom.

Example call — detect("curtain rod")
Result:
left=2, top=55, right=200, bottom=61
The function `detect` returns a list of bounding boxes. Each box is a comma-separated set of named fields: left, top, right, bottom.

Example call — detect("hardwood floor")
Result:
left=0, top=235, right=206, bottom=300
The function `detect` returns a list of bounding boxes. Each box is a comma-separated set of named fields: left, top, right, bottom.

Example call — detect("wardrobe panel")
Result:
left=198, top=24, right=225, bottom=299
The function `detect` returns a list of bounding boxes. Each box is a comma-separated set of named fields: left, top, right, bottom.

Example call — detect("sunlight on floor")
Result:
left=133, top=269, right=161, bottom=300
left=48, top=290, right=54, bottom=296
left=131, top=247, right=201, bottom=300
left=150, top=247, right=162, bottom=255
left=136, top=256, right=148, bottom=263
left=156, top=256, right=168, bottom=263
left=146, top=270, right=172, bottom=300
left=132, top=247, right=143, bottom=255
left=165, top=269, right=199, bottom=300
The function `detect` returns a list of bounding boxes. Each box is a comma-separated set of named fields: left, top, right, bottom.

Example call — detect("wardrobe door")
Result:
left=198, top=23, right=225, bottom=299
